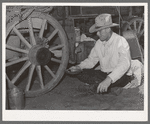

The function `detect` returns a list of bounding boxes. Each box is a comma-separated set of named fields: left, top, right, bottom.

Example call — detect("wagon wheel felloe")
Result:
left=6, top=13, right=69, bottom=97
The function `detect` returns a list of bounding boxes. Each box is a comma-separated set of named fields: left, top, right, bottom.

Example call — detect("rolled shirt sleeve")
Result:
left=78, top=45, right=99, bottom=69
left=108, top=38, right=131, bottom=83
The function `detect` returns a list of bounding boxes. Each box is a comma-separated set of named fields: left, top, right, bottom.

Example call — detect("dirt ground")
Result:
left=24, top=74, right=144, bottom=110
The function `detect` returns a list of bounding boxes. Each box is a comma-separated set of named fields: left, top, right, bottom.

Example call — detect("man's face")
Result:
left=96, top=28, right=108, bottom=41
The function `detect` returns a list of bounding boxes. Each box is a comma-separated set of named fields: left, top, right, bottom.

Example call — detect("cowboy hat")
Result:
left=89, top=13, right=119, bottom=33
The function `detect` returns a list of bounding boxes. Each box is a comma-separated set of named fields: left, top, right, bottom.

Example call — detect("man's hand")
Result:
left=97, top=76, right=112, bottom=93
left=69, top=65, right=81, bottom=72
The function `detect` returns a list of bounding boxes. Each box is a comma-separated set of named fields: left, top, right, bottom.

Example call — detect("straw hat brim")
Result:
left=89, top=23, right=119, bottom=33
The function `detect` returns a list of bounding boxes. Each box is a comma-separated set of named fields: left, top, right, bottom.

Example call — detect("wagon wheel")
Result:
left=6, top=13, right=69, bottom=97
left=122, top=17, right=144, bottom=48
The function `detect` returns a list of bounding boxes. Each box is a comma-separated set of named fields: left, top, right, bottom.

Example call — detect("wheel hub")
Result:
left=29, top=45, right=51, bottom=65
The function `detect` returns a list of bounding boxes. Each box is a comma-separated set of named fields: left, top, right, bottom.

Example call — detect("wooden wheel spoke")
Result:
left=128, top=25, right=132, bottom=30
left=44, top=65, right=56, bottom=78
left=28, top=18, right=36, bottom=45
left=138, top=21, right=143, bottom=33
left=11, top=61, right=31, bottom=84
left=46, top=29, right=59, bottom=43
left=13, top=27, right=31, bottom=48
left=133, top=21, right=137, bottom=31
left=26, top=64, right=36, bottom=91
left=6, top=74, right=11, bottom=83
left=49, top=44, right=64, bottom=51
left=6, top=44, right=29, bottom=54
left=6, top=57, right=29, bottom=67
left=139, top=29, right=144, bottom=36
left=51, top=58, right=62, bottom=64
left=36, top=66, right=44, bottom=89
left=6, top=74, right=14, bottom=89
left=39, top=19, right=47, bottom=39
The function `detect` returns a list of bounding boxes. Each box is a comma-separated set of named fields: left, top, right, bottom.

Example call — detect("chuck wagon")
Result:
left=6, top=6, right=144, bottom=97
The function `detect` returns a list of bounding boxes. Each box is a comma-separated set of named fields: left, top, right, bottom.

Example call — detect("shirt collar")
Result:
left=100, top=32, right=115, bottom=46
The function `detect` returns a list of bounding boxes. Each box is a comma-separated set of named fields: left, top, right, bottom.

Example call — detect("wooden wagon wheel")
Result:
left=122, top=17, right=144, bottom=60
left=122, top=17, right=144, bottom=48
left=6, top=13, right=69, bottom=97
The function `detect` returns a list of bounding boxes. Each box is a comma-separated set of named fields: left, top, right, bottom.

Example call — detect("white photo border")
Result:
left=2, top=2, right=148, bottom=121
